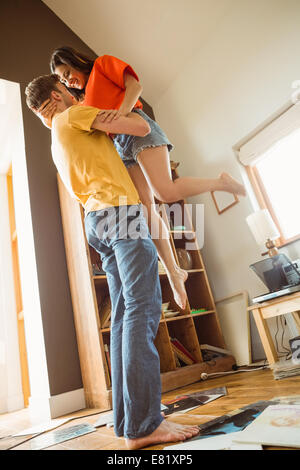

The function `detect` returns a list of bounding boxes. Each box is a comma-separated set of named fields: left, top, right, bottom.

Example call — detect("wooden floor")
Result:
left=1, top=368, right=300, bottom=450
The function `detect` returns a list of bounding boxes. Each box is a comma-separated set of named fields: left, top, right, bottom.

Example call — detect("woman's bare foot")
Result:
left=218, top=172, right=246, bottom=196
left=125, top=419, right=200, bottom=450
left=167, top=268, right=188, bottom=310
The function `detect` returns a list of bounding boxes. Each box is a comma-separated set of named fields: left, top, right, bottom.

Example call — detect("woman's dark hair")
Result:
left=50, top=46, right=95, bottom=100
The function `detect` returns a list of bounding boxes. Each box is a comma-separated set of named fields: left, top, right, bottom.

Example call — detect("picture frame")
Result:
left=211, top=191, right=239, bottom=215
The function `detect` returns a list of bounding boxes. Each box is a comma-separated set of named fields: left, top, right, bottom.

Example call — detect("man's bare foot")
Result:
left=125, top=419, right=199, bottom=450
left=218, top=172, right=246, bottom=196
left=167, top=268, right=188, bottom=310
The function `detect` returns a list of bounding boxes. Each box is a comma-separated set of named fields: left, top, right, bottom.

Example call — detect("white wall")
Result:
left=153, top=0, right=300, bottom=359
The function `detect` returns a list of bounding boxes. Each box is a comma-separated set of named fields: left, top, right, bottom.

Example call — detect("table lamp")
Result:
left=246, top=209, right=280, bottom=257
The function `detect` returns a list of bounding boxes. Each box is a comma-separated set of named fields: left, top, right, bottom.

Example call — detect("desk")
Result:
left=248, top=291, right=300, bottom=364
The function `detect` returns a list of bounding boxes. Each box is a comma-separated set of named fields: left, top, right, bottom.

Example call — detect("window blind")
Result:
left=238, top=103, right=300, bottom=166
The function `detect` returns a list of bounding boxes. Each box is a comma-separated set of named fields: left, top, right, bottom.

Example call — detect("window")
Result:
left=238, top=103, right=300, bottom=246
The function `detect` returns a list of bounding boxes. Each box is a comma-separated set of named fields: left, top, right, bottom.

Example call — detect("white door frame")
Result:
left=0, top=174, right=24, bottom=414
left=0, top=79, right=85, bottom=421
left=0, top=79, right=50, bottom=419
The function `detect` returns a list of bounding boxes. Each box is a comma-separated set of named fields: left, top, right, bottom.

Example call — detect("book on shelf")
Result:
left=173, top=353, right=181, bottom=368
left=171, top=338, right=197, bottom=363
left=104, top=344, right=111, bottom=385
left=92, top=264, right=106, bottom=276
left=99, top=296, right=111, bottom=329
left=170, top=339, right=197, bottom=366
left=171, top=346, right=193, bottom=366
left=191, top=308, right=207, bottom=315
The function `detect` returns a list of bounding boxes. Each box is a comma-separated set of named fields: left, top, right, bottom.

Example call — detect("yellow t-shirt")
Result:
left=51, top=105, right=140, bottom=213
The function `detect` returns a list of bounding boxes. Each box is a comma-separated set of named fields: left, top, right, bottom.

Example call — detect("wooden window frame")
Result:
left=246, top=165, right=300, bottom=248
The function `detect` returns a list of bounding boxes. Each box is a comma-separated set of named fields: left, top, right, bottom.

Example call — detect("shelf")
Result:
left=94, top=268, right=205, bottom=282
left=101, top=313, right=197, bottom=332
left=159, top=268, right=204, bottom=277
left=100, top=311, right=215, bottom=332
left=170, top=230, right=195, bottom=235
left=185, top=272, right=215, bottom=311
left=160, top=355, right=236, bottom=393
left=163, top=314, right=192, bottom=323
left=186, top=269, right=204, bottom=274
left=190, top=309, right=215, bottom=318
left=101, top=327, right=111, bottom=333
left=93, top=275, right=107, bottom=285
left=104, top=356, right=237, bottom=394
left=193, top=314, right=226, bottom=348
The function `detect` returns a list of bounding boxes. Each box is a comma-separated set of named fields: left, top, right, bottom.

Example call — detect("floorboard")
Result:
left=1, top=369, right=300, bottom=450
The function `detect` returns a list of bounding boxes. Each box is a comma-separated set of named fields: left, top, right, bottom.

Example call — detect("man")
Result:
left=25, top=75, right=199, bottom=449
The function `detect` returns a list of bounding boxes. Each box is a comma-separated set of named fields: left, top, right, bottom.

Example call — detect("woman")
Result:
left=39, top=47, right=246, bottom=309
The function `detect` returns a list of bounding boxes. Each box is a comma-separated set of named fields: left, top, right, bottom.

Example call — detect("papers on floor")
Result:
left=165, top=432, right=262, bottom=450
left=271, top=359, right=300, bottom=380
left=195, top=400, right=276, bottom=438
left=13, top=418, right=71, bottom=436
left=162, top=387, right=227, bottom=416
left=94, top=411, right=114, bottom=428
left=23, top=423, right=96, bottom=450
left=163, top=396, right=300, bottom=451
left=233, top=404, right=300, bottom=448
left=94, top=404, right=169, bottom=428
left=0, top=434, right=40, bottom=451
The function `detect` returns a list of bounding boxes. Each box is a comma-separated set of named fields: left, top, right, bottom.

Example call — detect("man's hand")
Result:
left=92, top=111, right=150, bottom=137
left=37, top=99, right=57, bottom=129
left=97, top=109, right=125, bottom=123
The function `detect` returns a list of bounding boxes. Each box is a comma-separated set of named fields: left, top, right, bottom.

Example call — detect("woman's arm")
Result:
left=96, top=73, right=143, bottom=123
left=119, top=73, right=143, bottom=115
left=91, top=111, right=150, bottom=136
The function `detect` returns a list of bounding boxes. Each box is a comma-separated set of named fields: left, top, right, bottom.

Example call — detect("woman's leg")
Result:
left=136, top=146, right=246, bottom=203
left=127, top=164, right=188, bottom=310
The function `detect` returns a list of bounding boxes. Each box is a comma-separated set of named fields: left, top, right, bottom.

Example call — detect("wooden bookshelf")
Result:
left=57, top=165, right=236, bottom=409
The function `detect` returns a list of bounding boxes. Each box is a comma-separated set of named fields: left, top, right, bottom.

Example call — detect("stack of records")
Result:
left=271, top=359, right=300, bottom=380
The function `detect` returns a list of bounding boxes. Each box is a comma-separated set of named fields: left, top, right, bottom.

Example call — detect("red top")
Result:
left=83, top=55, right=143, bottom=110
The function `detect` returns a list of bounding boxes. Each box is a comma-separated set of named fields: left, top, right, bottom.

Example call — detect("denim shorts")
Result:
left=113, top=109, right=174, bottom=168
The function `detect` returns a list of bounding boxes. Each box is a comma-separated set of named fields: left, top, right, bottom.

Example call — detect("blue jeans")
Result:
left=113, top=109, right=174, bottom=168
left=84, top=205, right=163, bottom=438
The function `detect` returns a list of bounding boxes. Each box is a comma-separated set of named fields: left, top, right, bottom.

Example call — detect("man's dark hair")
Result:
left=25, top=74, right=62, bottom=110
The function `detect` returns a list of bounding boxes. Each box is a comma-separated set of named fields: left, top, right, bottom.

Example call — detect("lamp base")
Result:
left=262, top=238, right=279, bottom=257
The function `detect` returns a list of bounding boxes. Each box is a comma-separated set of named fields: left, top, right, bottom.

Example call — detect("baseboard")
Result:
left=29, top=388, right=86, bottom=421
left=49, top=388, right=86, bottom=418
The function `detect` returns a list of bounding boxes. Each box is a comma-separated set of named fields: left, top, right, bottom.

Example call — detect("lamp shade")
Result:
left=246, top=209, right=280, bottom=246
